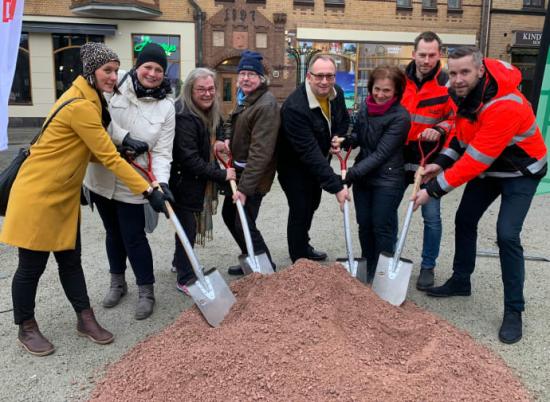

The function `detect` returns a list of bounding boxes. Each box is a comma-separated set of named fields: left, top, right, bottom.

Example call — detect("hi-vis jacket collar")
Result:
left=305, top=80, right=337, bottom=110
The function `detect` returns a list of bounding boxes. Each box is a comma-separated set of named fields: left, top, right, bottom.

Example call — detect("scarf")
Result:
left=193, top=124, right=220, bottom=246
left=129, top=69, right=172, bottom=100
left=366, top=95, right=397, bottom=116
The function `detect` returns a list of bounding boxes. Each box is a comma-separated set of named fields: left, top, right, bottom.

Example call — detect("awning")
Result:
left=22, top=21, right=117, bottom=36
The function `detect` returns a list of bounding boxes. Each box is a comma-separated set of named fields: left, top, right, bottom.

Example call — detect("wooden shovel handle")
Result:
left=412, top=165, right=425, bottom=198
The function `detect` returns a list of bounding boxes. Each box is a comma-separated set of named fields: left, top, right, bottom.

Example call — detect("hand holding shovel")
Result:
left=215, top=150, right=274, bottom=276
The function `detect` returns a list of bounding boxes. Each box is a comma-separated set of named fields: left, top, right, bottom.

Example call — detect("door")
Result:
left=219, top=73, right=237, bottom=117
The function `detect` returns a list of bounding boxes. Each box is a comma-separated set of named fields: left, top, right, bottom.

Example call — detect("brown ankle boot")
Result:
left=76, top=308, right=114, bottom=345
left=18, top=318, right=55, bottom=357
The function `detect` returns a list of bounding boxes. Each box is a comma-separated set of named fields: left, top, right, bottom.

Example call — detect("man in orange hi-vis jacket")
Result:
left=413, top=47, right=547, bottom=345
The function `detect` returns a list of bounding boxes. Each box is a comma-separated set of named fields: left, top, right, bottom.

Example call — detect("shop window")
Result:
left=132, top=34, right=181, bottom=92
left=523, top=0, right=544, bottom=8
left=396, top=0, right=412, bottom=9
left=422, top=0, right=437, bottom=10
left=256, top=33, right=267, bottom=49
left=213, top=31, right=225, bottom=47
left=9, top=33, right=32, bottom=105
left=325, top=0, right=345, bottom=7
left=53, top=34, right=104, bottom=99
left=448, top=0, right=462, bottom=10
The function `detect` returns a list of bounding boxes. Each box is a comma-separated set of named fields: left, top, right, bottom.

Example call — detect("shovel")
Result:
left=372, top=135, right=440, bottom=306
left=216, top=150, right=274, bottom=275
left=371, top=168, right=422, bottom=306
left=130, top=152, right=236, bottom=327
left=334, top=144, right=368, bottom=283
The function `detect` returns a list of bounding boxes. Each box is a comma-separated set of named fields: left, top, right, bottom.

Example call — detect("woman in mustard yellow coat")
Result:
left=0, top=42, right=170, bottom=357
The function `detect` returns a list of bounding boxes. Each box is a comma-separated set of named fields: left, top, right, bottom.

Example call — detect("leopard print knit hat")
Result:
left=80, top=42, right=120, bottom=84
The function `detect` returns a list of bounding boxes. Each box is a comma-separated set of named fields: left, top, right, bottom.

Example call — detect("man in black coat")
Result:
left=278, top=54, right=350, bottom=263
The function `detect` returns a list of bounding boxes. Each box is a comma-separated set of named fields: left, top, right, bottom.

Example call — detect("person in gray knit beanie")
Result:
left=80, top=42, right=120, bottom=86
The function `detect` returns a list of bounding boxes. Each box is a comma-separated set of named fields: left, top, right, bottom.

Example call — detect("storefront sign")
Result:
left=514, top=31, right=542, bottom=47
left=134, top=35, right=177, bottom=56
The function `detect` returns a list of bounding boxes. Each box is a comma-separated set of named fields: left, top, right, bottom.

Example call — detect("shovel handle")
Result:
left=215, top=148, right=259, bottom=272
left=418, top=134, right=441, bottom=167
left=412, top=165, right=424, bottom=198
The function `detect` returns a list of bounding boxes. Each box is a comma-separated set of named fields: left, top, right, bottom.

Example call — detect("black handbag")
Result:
left=0, top=98, right=79, bottom=216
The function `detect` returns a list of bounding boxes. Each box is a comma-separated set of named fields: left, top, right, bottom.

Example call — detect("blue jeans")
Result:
left=452, top=176, right=540, bottom=313
left=420, top=197, right=442, bottom=269
left=353, top=183, right=405, bottom=275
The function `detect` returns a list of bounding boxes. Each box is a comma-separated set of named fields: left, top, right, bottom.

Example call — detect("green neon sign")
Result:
left=134, top=36, right=177, bottom=56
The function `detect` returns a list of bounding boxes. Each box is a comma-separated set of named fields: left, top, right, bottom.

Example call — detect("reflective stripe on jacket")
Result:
left=401, top=62, right=455, bottom=174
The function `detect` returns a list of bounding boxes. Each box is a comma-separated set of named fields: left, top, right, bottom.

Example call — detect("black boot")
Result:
left=426, top=275, right=471, bottom=297
left=498, top=311, right=522, bottom=344
left=228, top=265, right=244, bottom=276
left=416, top=268, right=435, bottom=291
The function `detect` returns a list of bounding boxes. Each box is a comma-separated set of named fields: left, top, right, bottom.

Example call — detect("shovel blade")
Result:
left=372, top=252, right=413, bottom=306
left=238, top=253, right=274, bottom=275
left=187, top=268, right=236, bottom=327
left=336, top=257, right=368, bottom=284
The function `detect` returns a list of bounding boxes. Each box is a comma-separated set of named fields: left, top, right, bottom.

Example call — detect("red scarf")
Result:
left=366, top=95, right=397, bottom=116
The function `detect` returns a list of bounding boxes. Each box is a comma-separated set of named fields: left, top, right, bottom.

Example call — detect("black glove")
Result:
left=122, top=134, right=148, bottom=155
left=344, top=168, right=358, bottom=187
left=159, top=182, right=175, bottom=204
left=144, top=187, right=169, bottom=218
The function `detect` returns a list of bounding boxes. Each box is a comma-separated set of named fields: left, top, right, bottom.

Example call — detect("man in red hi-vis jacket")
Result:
left=414, top=47, right=547, bottom=344
left=402, top=31, right=455, bottom=291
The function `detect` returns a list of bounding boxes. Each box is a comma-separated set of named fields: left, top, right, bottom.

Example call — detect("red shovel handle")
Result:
left=128, top=151, right=157, bottom=183
left=418, top=134, right=441, bottom=168
left=215, top=148, right=233, bottom=169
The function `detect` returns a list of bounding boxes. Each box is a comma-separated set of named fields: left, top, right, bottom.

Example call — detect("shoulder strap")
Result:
left=31, top=97, right=81, bottom=145
left=118, top=70, right=131, bottom=87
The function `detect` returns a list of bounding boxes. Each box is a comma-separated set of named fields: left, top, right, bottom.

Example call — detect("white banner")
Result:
left=0, top=0, right=24, bottom=151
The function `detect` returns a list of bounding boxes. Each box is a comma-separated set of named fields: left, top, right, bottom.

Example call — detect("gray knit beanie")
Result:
left=80, top=42, right=120, bottom=81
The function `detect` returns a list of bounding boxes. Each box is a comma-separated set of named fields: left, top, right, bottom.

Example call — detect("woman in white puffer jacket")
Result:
left=84, top=43, right=175, bottom=320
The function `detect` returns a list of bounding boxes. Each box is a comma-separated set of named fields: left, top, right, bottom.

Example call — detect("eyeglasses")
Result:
left=194, top=87, right=216, bottom=94
left=309, top=72, right=336, bottom=82
left=238, top=71, right=259, bottom=79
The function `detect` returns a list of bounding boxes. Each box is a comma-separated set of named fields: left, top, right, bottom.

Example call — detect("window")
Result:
left=256, top=33, right=267, bottom=49
left=294, top=0, right=314, bottom=5
left=325, top=0, right=345, bottom=7
left=132, top=34, right=181, bottom=91
left=9, top=33, right=32, bottom=105
left=396, top=0, right=412, bottom=9
left=422, top=0, right=437, bottom=10
left=448, top=0, right=461, bottom=10
left=213, top=31, right=224, bottom=47
left=53, top=34, right=104, bottom=99
left=222, top=78, right=232, bottom=102
left=523, top=0, right=544, bottom=8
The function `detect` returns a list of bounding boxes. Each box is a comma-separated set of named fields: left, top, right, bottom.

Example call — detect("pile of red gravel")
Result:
left=90, top=260, right=530, bottom=401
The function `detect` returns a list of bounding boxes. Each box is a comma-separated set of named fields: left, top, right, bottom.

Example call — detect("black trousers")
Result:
left=91, top=192, right=155, bottom=286
left=452, top=176, right=539, bottom=313
left=353, top=183, right=405, bottom=274
left=221, top=193, right=275, bottom=268
left=278, top=170, right=323, bottom=262
left=12, top=231, right=90, bottom=325
left=172, top=204, right=198, bottom=286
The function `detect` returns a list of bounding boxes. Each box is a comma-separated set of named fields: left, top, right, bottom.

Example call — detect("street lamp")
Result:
left=287, top=40, right=321, bottom=87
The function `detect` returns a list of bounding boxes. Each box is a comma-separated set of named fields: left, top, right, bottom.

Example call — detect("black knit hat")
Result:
left=80, top=42, right=119, bottom=80
left=135, top=43, right=167, bottom=72
left=238, top=50, right=264, bottom=76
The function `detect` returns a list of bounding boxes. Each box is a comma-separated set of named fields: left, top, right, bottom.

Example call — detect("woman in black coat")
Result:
left=169, top=68, right=235, bottom=294
left=335, top=65, right=411, bottom=283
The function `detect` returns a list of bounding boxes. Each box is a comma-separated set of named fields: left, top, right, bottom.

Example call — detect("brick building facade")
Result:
left=485, top=0, right=547, bottom=100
